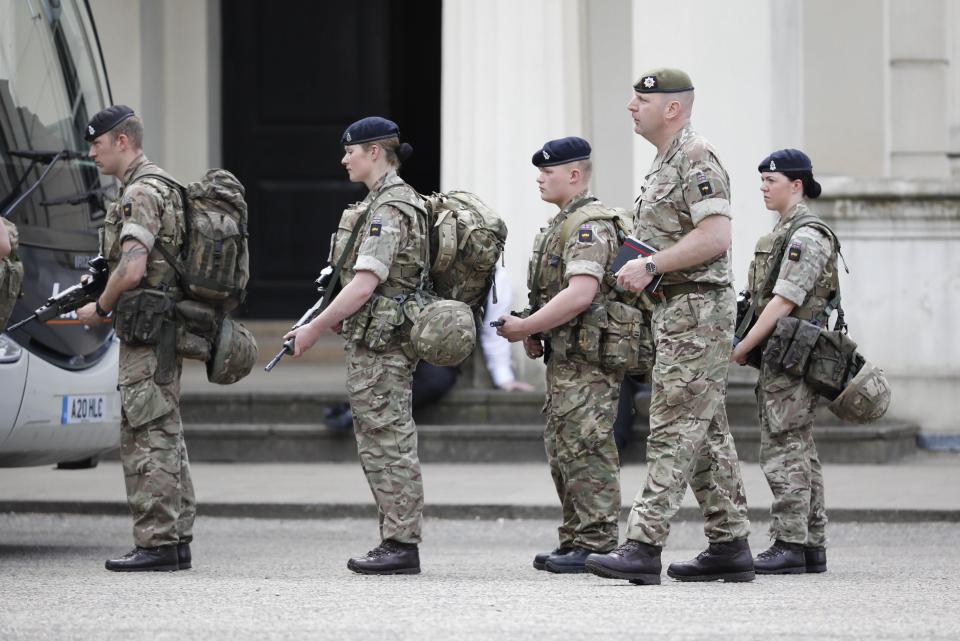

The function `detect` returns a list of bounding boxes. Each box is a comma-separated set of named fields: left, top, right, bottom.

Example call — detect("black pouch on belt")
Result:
left=113, top=289, right=175, bottom=345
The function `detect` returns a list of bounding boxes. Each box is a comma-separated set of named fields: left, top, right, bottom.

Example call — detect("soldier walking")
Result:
left=586, top=68, right=754, bottom=585
left=497, top=137, right=622, bottom=573
left=76, top=106, right=196, bottom=572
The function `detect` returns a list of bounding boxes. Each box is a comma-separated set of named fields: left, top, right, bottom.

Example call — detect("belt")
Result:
left=659, top=281, right=727, bottom=301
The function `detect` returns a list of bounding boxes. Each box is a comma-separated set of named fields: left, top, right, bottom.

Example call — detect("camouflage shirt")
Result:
left=101, top=153, right=185, bottom=290
left=747, top=201, right=837, bottom=321
left=528, top=190, right=619, bottom=311
left=633, top=125, right=733, bottom=286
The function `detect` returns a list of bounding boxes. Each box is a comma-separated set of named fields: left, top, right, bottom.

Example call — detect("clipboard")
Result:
left=611, top=236, right=663, bottom=295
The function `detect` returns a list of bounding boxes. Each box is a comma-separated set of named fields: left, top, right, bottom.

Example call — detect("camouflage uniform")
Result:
left=625, top=125, right=751, bottom=546
left=748, top=201, right=836, bottom=547
left=101, top=153, right=196, bottom=548
left=334, top=171, right=428, bottom=545
left=530, top=191, right=622, bottom=553
left=0, top=219, right=23, bottom=330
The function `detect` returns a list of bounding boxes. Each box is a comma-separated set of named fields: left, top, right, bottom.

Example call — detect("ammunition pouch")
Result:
left=601, top=301, right=654, bottom=378
left=113, top=289, right=174, bottom=346
left=345, top=294, right=409, bottom=352
left=762, top=316, right=861, bottom=401
left=174, top=300, right=217, bottom=361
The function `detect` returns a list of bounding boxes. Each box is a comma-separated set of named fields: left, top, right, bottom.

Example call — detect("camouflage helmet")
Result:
left=207, top=317, right=258, bottom=385
left=828, top=360, right=891, bottom=424
left=410, top=299, right=476, bottom=366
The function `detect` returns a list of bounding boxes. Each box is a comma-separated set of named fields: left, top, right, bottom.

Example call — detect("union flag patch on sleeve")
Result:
left=577, top=225, right=594, bottom=243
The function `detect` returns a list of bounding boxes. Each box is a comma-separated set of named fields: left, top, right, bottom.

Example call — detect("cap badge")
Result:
left=542, top=150, right=550, bottom=160
left=769, top=160, right=776, bottom=171
left=642, top=76, right=657, bottom=89
left=88, top=125, right=95, bottom=135
left=345, top=131, right=352, bottom=142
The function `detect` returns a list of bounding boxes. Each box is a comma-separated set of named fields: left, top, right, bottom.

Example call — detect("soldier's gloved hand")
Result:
left=284, top=320, right=327, bottom=357
left=522, top=336, right=543, bottom=360
left=496, top=314, right=528, bottom=343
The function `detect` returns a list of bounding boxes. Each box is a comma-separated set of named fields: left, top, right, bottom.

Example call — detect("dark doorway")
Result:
left=222, top=0, right=442, bottom=318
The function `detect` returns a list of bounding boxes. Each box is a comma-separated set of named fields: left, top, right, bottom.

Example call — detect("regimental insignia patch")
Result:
left=122, top=203, right=132, bottom=218
left=788, top=240, right=802, bottom=262
left=369, top=223, right=382, bottom=237
left=696, top=171, right=713, bottom=197
left=578, top=224, right=594, bottom=243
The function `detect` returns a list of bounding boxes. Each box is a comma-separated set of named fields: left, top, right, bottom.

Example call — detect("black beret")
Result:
left=531, top=136, right=592, bottom=167
left=84, top=105, right=135, bottom=142
left=341, top=116, right=400, bottom=145
left=633, top=68, right=694, bottom=94
left=758, top=148, right=814, bottom=173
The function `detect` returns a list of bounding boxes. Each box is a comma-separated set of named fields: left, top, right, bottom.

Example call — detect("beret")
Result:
left=758, top=148, right=814, bottom=173
left=633, top=68, right=694, bottom=94
left=84, top=105, right=135, bottom=142
left=531, top=136, right=592, bottom=167
left=341, top=116, right=400, bottom=145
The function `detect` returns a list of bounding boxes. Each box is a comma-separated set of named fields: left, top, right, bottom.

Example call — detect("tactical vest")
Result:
left=0, top=218, right=24, bottom=330
left=747, top=203, right=839, bottom=325
left=331, top=174, right=431, bottom=350
left=100, top=158, right=185, bottom=294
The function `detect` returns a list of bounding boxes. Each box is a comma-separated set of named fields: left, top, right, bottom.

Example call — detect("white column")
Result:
left=947, top=0, right=960, bottom=177
left=442, top=0, right=585, bottom=381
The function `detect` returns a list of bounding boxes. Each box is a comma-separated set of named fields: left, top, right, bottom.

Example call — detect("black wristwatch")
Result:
left=95, top=300, right=109, bottom=317
left=644, top=258, right=659, bottom=275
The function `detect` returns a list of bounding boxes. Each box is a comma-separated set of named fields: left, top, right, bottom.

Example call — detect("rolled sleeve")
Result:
left=772, top=226, right=832, bottom=307
left=353, top=254, right=390, bottom=282
left=772, top=279, right=808, bottom=307
left=564, top=259, right=604, bottom=282
left=119, top=222, right=155, bottom=252
left=690, top=197, right=732, bottom=226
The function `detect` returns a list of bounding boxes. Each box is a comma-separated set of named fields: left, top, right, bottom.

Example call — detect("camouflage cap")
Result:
left=633, top=68, right=694, bottom=94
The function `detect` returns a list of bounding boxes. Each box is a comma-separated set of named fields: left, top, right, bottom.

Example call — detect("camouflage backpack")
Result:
left=423, top=191, right=507, bottom=313
left=144, top=169, right=250, bottom=312
left=0, top=218, right=24, bottom=330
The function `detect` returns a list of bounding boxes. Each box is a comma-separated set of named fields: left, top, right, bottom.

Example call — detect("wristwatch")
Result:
left=644, top=257, right=659, bottom=275
left=95, top=300, right=109, bottom=317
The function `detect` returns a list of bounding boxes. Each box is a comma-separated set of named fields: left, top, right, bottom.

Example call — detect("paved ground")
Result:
left=2, top=455, right=959, bottom=520
left=1, top=514, right=958, bottom=641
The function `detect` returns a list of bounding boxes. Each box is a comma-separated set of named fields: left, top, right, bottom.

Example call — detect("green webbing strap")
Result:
left=528, top=196, right=598, bottom=311
left=129, top=172, right=187, bottom=293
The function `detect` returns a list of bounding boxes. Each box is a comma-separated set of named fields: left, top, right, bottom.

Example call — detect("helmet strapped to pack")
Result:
left=207, top=317, right=258, bottom=385
left=410, top=299, right=476, bottom=366
left=828, top=360, right=891, bottom=423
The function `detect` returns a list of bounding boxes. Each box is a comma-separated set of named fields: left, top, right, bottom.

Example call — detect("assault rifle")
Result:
left=6, top=256, right=109, bottom=332
left=732, top=289, right=762, bottom=369
left=264, top=265, right=336, bottom=372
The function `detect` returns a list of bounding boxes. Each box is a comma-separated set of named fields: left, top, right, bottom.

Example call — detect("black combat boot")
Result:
left=105, top=545, right=179, bottom=572
left=584, top=540, right=662, bottom=585
left=177, top=541, right=192, bottom=570
left=666, top=539, right=755, bottom=582
left=534, top=546, right=572, bottom=571
left=803, top=545, right=827, bottom=573
left=347, top=540, right=420, bottom=575
left=754, top=540, right=806, bottom=574
left=544, top=547, right=594, bottom=574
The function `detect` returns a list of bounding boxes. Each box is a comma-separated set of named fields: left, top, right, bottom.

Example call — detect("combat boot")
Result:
left=534, top=546, right=572, bottom=571
left=347, top=540, right=420, bottom=575
left=177, top=541, right=192, bottom=570
left=804, top=545, right=827, bottom=573
left=544, top=547, right=593, bottom=574
left=584, top=540, right=662, bottom=585
left=666, top=539, right=755, bottom=582
left=754, top=540, right=806, bottom=574
left=105, top=545, right=179, bottom=572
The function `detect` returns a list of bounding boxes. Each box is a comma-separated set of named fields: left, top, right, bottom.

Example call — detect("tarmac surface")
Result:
left=1, top=514, right=958, bottom=641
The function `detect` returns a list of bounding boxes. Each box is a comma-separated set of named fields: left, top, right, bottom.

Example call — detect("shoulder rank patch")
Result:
left=122, top=203, right=133, bottom=218
left=696, top=171, right=713, bottom=197
left=788, top=240, right=802, bottom=262
left=577, top=224, right=594, bottom=243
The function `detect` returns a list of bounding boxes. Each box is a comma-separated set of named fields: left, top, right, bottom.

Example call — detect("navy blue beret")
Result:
left=532, top=136, right=592, bottom=167
left=758, top=148, right=813, bottom=173
left=84, top=105, right=135, bottom=142
left=341, top=116, right=400, bottom=145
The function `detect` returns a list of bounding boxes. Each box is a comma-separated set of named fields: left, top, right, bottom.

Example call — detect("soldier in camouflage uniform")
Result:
left=286, top=117, right=427, bottom=575
left=0, top=217, right=24, bottom=330
left=497, top=137, right=622, bottom=574
left=76, top=106, right=195, bottom=572
left=731, top=149, right=834, bottom=574
left=586, top=68, right=754, bottom=585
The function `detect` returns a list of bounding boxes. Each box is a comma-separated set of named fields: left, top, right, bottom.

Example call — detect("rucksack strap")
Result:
left=129, top=172, right=188, bottom=293
left=528, top=196, right=598, bottom=311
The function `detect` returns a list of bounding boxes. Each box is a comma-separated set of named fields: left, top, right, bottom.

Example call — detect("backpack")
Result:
left=422, top=190, right=507, bottom=313
left=144, top=169, right=250, bottom=312
left=0, top=219, right=24, bottom=330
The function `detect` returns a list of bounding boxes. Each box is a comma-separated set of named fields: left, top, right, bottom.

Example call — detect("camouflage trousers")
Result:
left=626, top=287, right=750, bottom=546
left=119, top=342, right=195, bottom=548
left=757, top=366, right=827, bottom=546
left=544, top=358, right=621, bottom=552
left=345, top=342, right=423, bottom=545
